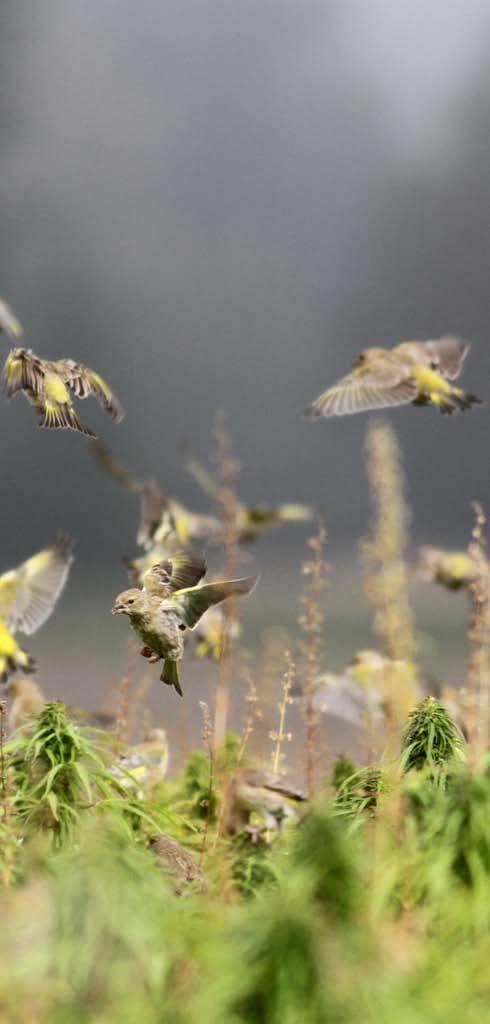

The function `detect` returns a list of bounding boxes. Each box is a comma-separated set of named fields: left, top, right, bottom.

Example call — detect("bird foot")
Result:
left=140, top=646, right=162, bottom=663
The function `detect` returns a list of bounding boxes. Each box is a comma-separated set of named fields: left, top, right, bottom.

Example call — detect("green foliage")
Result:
left=402, top=696, right=464, bottom=775
left=291, top=801, right=362, bottom=923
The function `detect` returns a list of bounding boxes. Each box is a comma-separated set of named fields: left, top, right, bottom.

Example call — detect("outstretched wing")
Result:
left=62, top=361, right=125, bottom=421
left=0, top=298, right=23, bottom=339
left=305, top=359, right=417, bottom=418
left=144, top=550, right=207, bottom=597
left=2, top=348, right=44, bottom=397
left=0, top=534, right=74, bottom=635
left=172, top=576, right=257, bottom=629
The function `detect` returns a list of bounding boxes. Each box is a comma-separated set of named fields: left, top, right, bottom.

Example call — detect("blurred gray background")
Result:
left=1, top=1, right=489, bottom=725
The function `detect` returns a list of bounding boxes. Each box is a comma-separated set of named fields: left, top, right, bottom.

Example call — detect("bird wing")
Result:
left=62, top=361, right=125, bottom=421
left=143, top=550, right=207, bottom=597
left=425, top=337, right=469, bottom=380
left=0, top=298, right=23, bottom=339
left=172, top=576, right=257, bottom=629
left=0, top=535, right=73, bottom=635
left=2, top=348, right=44, bottom=396
left=305, top=357, right=417, bottom=418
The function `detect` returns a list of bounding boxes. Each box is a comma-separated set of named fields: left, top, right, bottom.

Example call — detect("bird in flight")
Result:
left=305, top=337, right=481, bottom=418
left=112, top=550, right=257, bottom=696
left=2, top=346, right=124, bottom=437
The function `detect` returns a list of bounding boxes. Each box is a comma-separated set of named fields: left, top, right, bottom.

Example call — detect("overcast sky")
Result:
left=1, top=2, right=490, bottom=689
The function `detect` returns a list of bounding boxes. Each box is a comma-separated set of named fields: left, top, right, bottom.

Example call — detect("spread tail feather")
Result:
left=160, top=659, right=183, bottom=697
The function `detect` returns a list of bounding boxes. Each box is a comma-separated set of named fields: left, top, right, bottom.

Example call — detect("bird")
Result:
left=0, top=535, right=73, bottom=682
left=111, top=550, right=257, bottom=696
left=183, top=449, right=314, bottom=543
left=226, top=769, right=306, bottom=836
left=305, top=336, right=481, bottom=418
left=0, top=297, right=22, bottom=339
left=91, top=440, right=223, bottom=556
left=308, top=671, right=384, bottom=728
left=150, top=833, right=205, bottom=894
left=414, top=546, right=480, bottom=592
left=4, top=678, right=118, bottom=735
left=5, top=678, right=45, bottom=733
left=109, top=728, right=169, bottom=791
left=2, top=346, right=124, bottom=437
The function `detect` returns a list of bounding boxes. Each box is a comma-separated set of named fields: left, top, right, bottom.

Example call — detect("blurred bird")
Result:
left=109, top=728, right=169, bottom=791
left=0, top=535, right=73, bottom=682
left=349, top=649, right=420, bottom=695
left=6, top=678, right=45, bottom=733
left=0, top=297, right=22, bottom=339
left=184, top=450, right=314, bottom=543
left=150, top=833, right=205, bottom=894
left=306, top=337, right=481, bottom=418
left=5, top=677, right=117, bottom=735
left=112, top=550, right=257, bottom=696
left=310, top=672, right=384, bottom=728
left=3, top=347, right=124, bottom=437
left=227, top=769, right=306, bottom=835
left=414, top=546, right=481, bottom=592
left=91, top=440, right=222, bottom=553
left=190, top=605, right=241, bottom=661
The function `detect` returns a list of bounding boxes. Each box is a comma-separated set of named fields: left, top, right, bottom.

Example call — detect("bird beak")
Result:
left=111, top=602, right=122, bottom=615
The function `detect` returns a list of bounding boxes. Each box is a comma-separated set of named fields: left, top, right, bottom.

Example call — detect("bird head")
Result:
left=111, top=588, right=146, bottom=617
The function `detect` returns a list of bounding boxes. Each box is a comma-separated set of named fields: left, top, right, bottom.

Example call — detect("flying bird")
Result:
left=184, top=450, right=314, bottom=543
left=0, top=535, right=73, bottom=682
left=306, top=337, right=481, bottom=418
left=414, top=546, right=481, bottom=592
left=112, top=550, right=257, bottom=696
left=0, top=297, right=22, bottom=339
left=2, top=347, right=124, bottom=437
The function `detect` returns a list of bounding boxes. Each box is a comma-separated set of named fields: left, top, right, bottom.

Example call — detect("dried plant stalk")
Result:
left=212, top=412, right=242, bottom=748
left=270, top=651, right=295, bottom=775
left=199, top=701, right=215, bottom=863
left=298, top=520, right=329, bottom=796
left=237, top=666, right=262, bottom=765
left=466, top=502, right=490, bottom=763
left=361, top=419, right=417, bottom=733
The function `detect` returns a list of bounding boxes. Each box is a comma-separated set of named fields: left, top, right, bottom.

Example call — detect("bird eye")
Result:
left=128, top=598, right=135, bottom=604
left=430, top=359, right=439, bottom=370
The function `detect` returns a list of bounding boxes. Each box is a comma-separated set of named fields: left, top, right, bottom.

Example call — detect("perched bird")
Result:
left=150, top=833, right=205, bottom=894
left=0, top=297, right=22, bottom=339
left=0, top=535, right=73, bottom=682
left=184, top=450, right=313, bottom=543
left=112, top=550, right=257, bottom=696
left=226, top=769, right=306, bottom=835
left=3, top=347, right=124, bottom=437
left=305, top=337, right=481, bottom=418
left=109, top=728, right=169, bottom=791
left=414, top=546, right=480, bottom=592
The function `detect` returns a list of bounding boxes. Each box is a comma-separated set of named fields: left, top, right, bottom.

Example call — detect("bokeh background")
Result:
left=1, top=2, right=489, bottom=731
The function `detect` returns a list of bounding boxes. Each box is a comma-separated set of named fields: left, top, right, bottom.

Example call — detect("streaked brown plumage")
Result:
left=306, top=337, right=481, bottom=418
left=150, top=833, right=205, bottom=894
left=112, top=550, right=257, bottom=696
left=2, top=347, right=124, bottom=437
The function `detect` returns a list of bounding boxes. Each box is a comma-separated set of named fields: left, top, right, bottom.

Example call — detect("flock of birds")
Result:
left=0, top=295, right=483, bottom=836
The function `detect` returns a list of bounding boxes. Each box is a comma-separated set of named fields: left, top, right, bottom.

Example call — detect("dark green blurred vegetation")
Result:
left=2, top=697, right=490, bottom=1023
